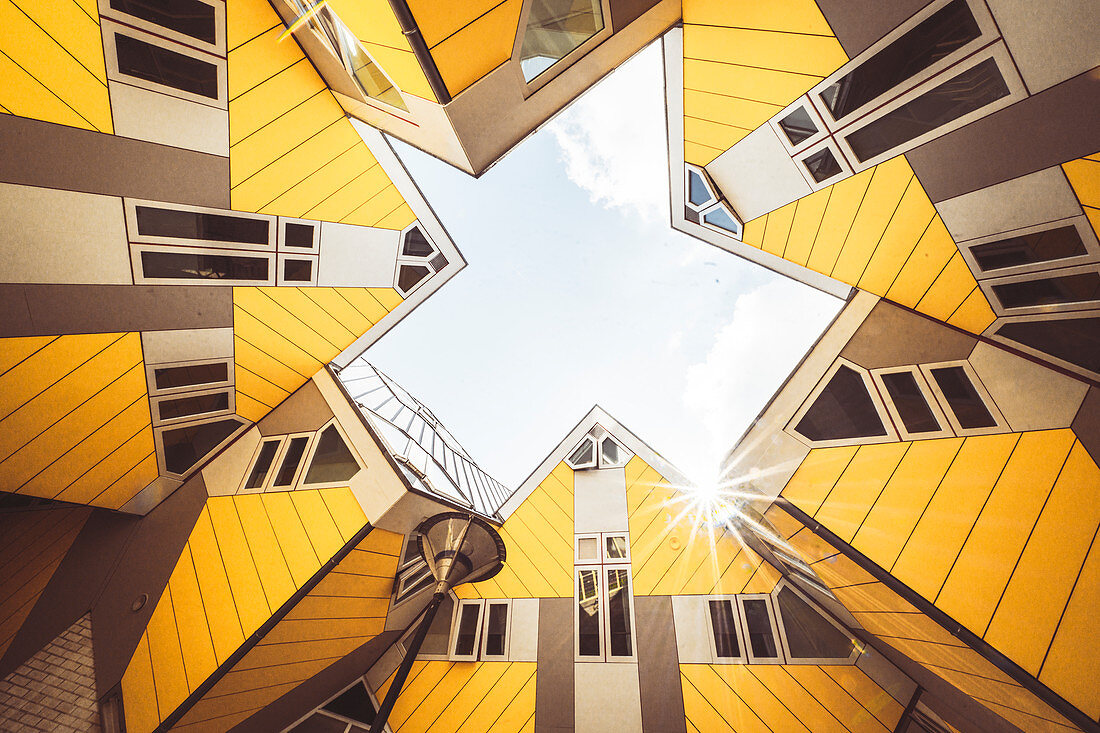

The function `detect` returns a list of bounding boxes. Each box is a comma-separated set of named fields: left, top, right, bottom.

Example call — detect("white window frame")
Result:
left=596, top=434, right=630, bottom=468
left=737, top=594, right=785, bottom=665
left=772, top=580, right=859, bottom=665
left=98, top=0, right=227, bottom=57
left=146, top=357, right=234, bottom=397
left=987, top=308, right=1100, bottom=382
left=511, top=0, right=614, bottom=95
left=297, top=418, right=364, bottom=489
left=574, top=564, right=604, bottom=661
left=602, top=563, right=637, bottom=663
left=154, top=415, right=247, bottom=478
left=101, top=20, right=228, bottom=109
left=870, top=367, right=954, bottom=441
left=684, top=164, right=719, bottom=213
left=958, top=215, right=1100, bottom=280
left=449, top=599, right=486, bottom=662
left=978, top=262, right=1100, bottom=317
left=124, top=199, right=277, bottom=252
left=150, top=385, right=235, bottom=427
left=131, top=244, right=277, bottom=286
left=280, top=675, right=393, bottom=733
left=479, top=599, right=512, bottom=660
left=575, top=533, right=602, bottom=565
left=268, top=432, right=317, bottom=490
left=918, top=360, right=1007, bottom=437
left=786, top=357, right=900, bottom=448
left=565, top=436, right=598, bottom=469
left=277, top=216, right=322, bottom=254
left=703, top=595, right=748, bottom=664
left=698, top=200, right=744, bottom=240
left=769, top=98, right=830, bottom=155
left=277, top=253, right=320, bottom=286
left=602, top=532, right=630, bottom=563
left=240, top=437, right=284, bottom=494
left=794, top=137, right=854, bottom=191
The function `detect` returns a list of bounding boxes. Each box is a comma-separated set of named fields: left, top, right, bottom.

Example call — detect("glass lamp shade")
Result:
left=415, top=512, right=506, bottom=594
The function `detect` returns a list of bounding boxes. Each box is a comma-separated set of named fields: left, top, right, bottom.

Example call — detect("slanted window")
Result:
left=969, top=225, right=1088, bottom=273
left=995, top=315, right=1100, bottom=376
left=245, top=439, right=281, bottom=490
left=519, top=0, right=604, bottom=83
left=566, top=428, right=633, bottom=470
left=575, top=531, right=635, bottom=661
left=990, top=270, right=1100, bottom=310
left=273, top=436, right=310, bottom=487
left=774, top=585, right=856, bottom=662
left=566, top=437, right=597, bottom=469
left=152, top=361, right=229, bottom=392
left=285, top=676, right=385, bottom=731
left=135, top=206, right=270, bottom=245
left=481, top=600, right=511, bottom=659
left=792, top=362, right=890, bottom=444
left=802, top=147, right=843, bottom=183
left=687, top=169, right=716, bottom=207
left=450, top=600, right=485, bottom=661
left=303, top=424, right=361, bottom=484
left=706, top=598, right=745, bottom=662
left=137, top=248, right=272, bottom=284
left=925, top=365, right=998, bottom=430
left=576, top=567, right=602, bottom=658
left=684, top=165, right=744, bottom=239
left=778, top=106, right=818, bottom=145
left=114, top=32, right=219, bottom=99
left=394, top=532, right=434, bottom=605
left=872, top=367, right=949, bottom=439
left=158, top=417, right=244, bottom=475
left=402, top=226, right=435, bottom=257
left=738, top=596, right=782, bottom=664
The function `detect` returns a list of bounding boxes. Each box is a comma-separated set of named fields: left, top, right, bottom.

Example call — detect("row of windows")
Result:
left=241, top=420, right=363, bottom=492
left=770, top=0, right=1024, bottom=187
left=684, top=165, right=744, bottom=240
left=790, top=358, right=1005, bottom=447
left=565, top=427, right=631, bottom=470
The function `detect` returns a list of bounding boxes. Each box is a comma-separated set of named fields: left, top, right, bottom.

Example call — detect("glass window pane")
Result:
left=454, top=603, right=482, bottom=657
left=601, top=437, right=620, bottom=465
left=577, top=569, right=601, bottom=656
left=845, top=58, right=1009, bottom=162
left=273, top=436, right=310, bottom=486
left=419, top=594, right=454, bottom=655
left=141, top=250, right=270, bottom=281
left=992, top=272, right=1100, bottom=309
left=284, top=222, right=315, bottom=248
left=708, top=599, right=741, bottom=658
left=970, top=225, right=1087, bottom=272
left=110, top=0, right=217, bottom=44
left=607, top=568, right=633, bottom=657
left=778, top=107, right=817, bottom=145
left=136, top=207, right=269, bottom=244
left=795, top=365, right=887, bottom=441
left=304, top=425, right=360, bottom=484
left=485, top=603, right=508, bottom=656
left=153, top=362, right=227, bottom=390
left=821, top=0, right=981, bottom=119
left=703, top=204, right=742, bottom=236
left=605, top=535, right=627, bottom=560
left=288, top=712, right=351, bottom=733
left=881, top=371, right=940, bottom=433
left=577, top=537, right=599, bottom=560
left=162, top=418, right=242, bottom=475
left=520, top=0, right=604, bottom=82
left=742, top=599, right=779, bottom=658
left=157, top=391, right=228, bottom=421
left=322, top=682, right=376, bottom=725
left=398, top=264, right=430, bottom=292
left=802, top=147, right=842, bottom=182
left=115, top=34, right=219, bottom=99
left=930, top=366, right=996, bottom=429
left=245, top=440, right=281, bottom=489
left=776, top=587, right=854, bottom=659
left=283, top=258, right=313, bottom=282
left=569, top=439, right=594, bottom=466
left=996, top=317, right=1100, bottom=374
left=688, top=170, right=713, bottom=206
left=403, top=227, right=434, bottom=256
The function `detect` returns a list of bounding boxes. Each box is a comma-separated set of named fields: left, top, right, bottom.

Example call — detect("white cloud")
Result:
left=682, top=279, right=841, bottom=477
left=547, top=43, right=668, bottom=222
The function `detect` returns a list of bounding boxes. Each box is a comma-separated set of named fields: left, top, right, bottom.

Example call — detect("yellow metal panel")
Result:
left=121, top=635, right=159, bottom=733
left=305, top=162, right=392, bottom=223
left=397, top=661, right=480, bottom=732
left=783, top=187, right=832, bottom=266
left=915, top=252, right=976, bottom=322
left=234, top=365, right=286, bottom=412
left=683, top=0, right=839, bottom=36
left=711, top=665, right=812, bottom=732
left=261, top=491, right=322, bottom=586
left=857, top=176, right=936, bottom=295
left=233, top=304, right=320, bottom=381
left=233, top=337, right=303, bottom=392
left=935, top=429, right=1076, bottom=637
left=984, top=441, right=1100, bottom=674
left=740, top=214, right=767, bottom=250
left=235, top=392, right=271, bottom=423
left=265, top=288, right=357, bottom=352
left=189, top=508, right=247, bottom=664
left=336, top=287, right=390, bottom=324
left=290, top=489, right=348, bottom=562
left=831, top=159, right=913, bottom=284
left=0, top=332, right=120, bottom=423
left=815, top=443, right=909, bottom=542
left=93, top=451, right=159, bottom=509
left=237, top=287, right=341, bottom=365
left=264, top=141, right=379, bottom=219
left=1039, top=526, right=1100, bottom=720
left=0, top=335, right=54, bottom=376
left=946, top=287, right=996, bottom=334
left=890, top=433, right=1019, bottom=602
left=490, top=664, right=536, bottom=732
left=684, top=25, right=846, bottom=77
left=684, top=116, right=751, bottom=154
left=228, top=26, right=302, bottom=101
left=457, top=663, right=535, bottom=733
left=425, top=662, right=510, bottom=732
left=169, top=545, right=219, bottom=692
left=319, top=487, right=369, bottom=539
left=384, top=659, right=451, bottom=730
left=344, top=182, right=408, bottom=228
left=683, top=59, right=821, bottom=109
left=229, top=58, right=327, bottom=147
left=1062, top=157, right=1100, bottom=208
left=405, top=0, right=503, bottom=47
left=227, top=0, right=280, bottom=51
left=683, top=89, right=781, bottom=134
left=301, top=289, right=372, bottom=337
left=741, top=559, right=782, bottom=593
left=747, top=666, right=850, bottom=733
left=373, top=202, right=418, bottom=230
left=207, top=497, right=272, bottom=636
left=144, top=584, right=189, bottom=719
left=781, top=446, right=857, bottom=516
left=821, top=665, right=903, bottom=729
left=885, top=215, right=956, bottom=308
left=714, top=546, right=764, bottom=594
left=760, top=200, right=795, bottom=257
left=805, top=168, right=874, bottom=276
left=787, top=526, right=840, bottom=564
left=53, top=423, right=155, bottom=508
left=0, top=0, right=112, bottom=132
left=230, top=91, right=343, bottom=187
left=684, top=140, right=725, bottom=167
left=852, top=437, right=963, bottom=571
left=431, top=0, right=522, bottom=97
left=782, top=665, right=890, bottom=733
left=684, top=664, right=771, bottom=733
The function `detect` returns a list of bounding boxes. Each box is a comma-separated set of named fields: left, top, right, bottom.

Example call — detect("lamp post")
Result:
left=368, top=512, right=506, bottom=733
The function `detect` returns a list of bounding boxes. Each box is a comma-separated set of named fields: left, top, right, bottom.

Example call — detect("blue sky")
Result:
left=365, top=44, right=842, bottom=487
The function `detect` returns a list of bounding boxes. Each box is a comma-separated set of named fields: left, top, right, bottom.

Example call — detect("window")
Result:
left=969, top=224, right=1090, bottom=273
left=245, top=439, right=281, bottom=490
left=156, top=417, right=245, bottom=476
left=684, top=164, right=744, bottom=239
left=994, top=313, right=1100, bottom=377
left=705, top=597, right=745, bottom=663
left=150, top=360, right=230, bottom=394
left=239, top=420, right=363, bottom=492
left=871, top=367, right=951, bottom=440
left=279, top=255, right=316, bottom=285
left=481, top=600, right=511, bottom=659
left=402, top=227, right=435, bottom=257
left=575, top=531, right=635, bottom=661
left=393, top=532, right=434, bottom=605
left=450, top=600, right=485, bottom=661
left=790, top=361, right=894, bottom=446
left=773, top=584, right=857, bottom=663
left=565, top=427, right=633, bottom=470
left=103, top=21, right=227, bottom=108
left=982, top=265, right=1100, bottom=315
left=282, top=222, right=318, bottom=250
left=443, top=599, right=512, bottom=661
left=739, top=595, right=782, bottom=664
left=136, top=248, right=273, bottom=284
left=518, top=0, right=605, bottom=83
left=778, top=106, right=818, bottom=146
left=135, top=206, right=270, bottom=246
left=802, top=147, right=843, bottom=183
left=567, top=437, right=597, bottom=469
left=921, top=363, right=1003, bottom=433
left=151, top=388, right=233, bottom=425
left=283, top=676, right=390, bottom=732
left=101, top=0, right=225, bottom=55
left=576, top=532, right=629, bottom=564
left=303, top=424, right=361, bottom=484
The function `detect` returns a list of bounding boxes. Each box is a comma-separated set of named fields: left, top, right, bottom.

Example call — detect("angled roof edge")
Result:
left=332, top=121, right=468, bottom=368
left=499, top=405, right=693, bottom=519
left=660, top=27, right=852, bottom=301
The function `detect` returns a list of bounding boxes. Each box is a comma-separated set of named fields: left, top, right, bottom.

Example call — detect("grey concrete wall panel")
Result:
left=574, top=468, right=629, bottom=534
left=0, top=284, right=233, bottom=338
left=670, top=595, right=711, bottom=664
left=986, top=0, right=1100, bottom=94
left=575, top=662, right=642, bottom=732
left=91, top=473, right=209, bottom=694
left=841, top=300, right=977, bottom=368
left=0, top=114, right=229, bottom=208
left=969, top=342, right=1090, bottom=432
left=934, top=166, right=1082, bottom=243
left=706, top=125, right=813, bottom=221
left=1072, top=387, right=1100, bottom=465
left=814, top=0, right=931, bottom=56
left=535, top=597, right=575, bottom=733
left=232, top=630, right=400, bottom=733
left=906, top=70, right=1100, bottom=202
left=510, top=597, right=540, bottom=662
left=257, top=380, right=335, bottom=437
left=142, top=327, right=234, bottom=366
left=316, top=222, right=400, bottom=288
left=109, top=81, right=230, bottom=157
left=609, top=0, right=663, bottom=31
left=635, top=596, right=687, bottom=733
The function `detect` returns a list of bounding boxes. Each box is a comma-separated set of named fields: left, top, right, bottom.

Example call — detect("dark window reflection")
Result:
left=708, top=599, right=741, bottom=658
left=115, top=33, right=219, bottom=99
left=742, top=599, right=778, bottom=658
left=970, top=226, right=1086, bottom=272
left=881, top=371, right=940, bottom=433
left=996, top=317, right=1100, bottom=374
left=803, top=148, right=842, bottom=182
left=110, top=0, right=217, bottom=45
left=795, top=365, right=887, bottom=441
left=778, top=106, right=818, bottom=145
left=992, top=272, right=1100, bottom=309
left=929, top=366, right=995, bottom=429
